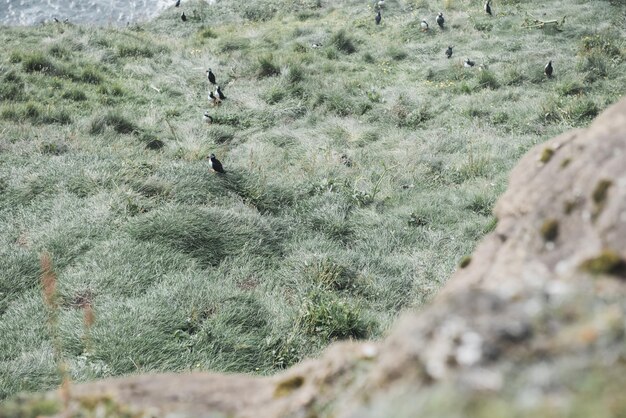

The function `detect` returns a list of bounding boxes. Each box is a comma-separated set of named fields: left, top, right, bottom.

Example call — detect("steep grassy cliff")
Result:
left=0, top=0, right=624, bottom=400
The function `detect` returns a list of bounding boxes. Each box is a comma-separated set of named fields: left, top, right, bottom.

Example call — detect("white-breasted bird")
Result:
left=436, top=12, right=444, bottom=29
left=421, top=19, right=429, bottom=31
left=203, top=112, right=213, bottom=124
left=209, top=91, right=221, bottom=106
left=208, top=153, right=225, bottom=174
left=484, top=0, right=492, bottom=16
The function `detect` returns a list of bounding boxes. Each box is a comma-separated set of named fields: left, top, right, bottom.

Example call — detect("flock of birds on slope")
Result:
left=173, top=0, right=555, bottom=175
left=375, top=0, right=554, bottom=73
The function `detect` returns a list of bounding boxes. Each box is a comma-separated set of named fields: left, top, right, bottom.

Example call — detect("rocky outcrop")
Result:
left=7, top=97, right=626, bottom=417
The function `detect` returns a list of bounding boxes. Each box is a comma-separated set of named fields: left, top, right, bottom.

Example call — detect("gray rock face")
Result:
left=10, top=97, right=626, bottom=417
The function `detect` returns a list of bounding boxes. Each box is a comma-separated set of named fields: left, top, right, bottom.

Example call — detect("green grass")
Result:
left=0, top=0, right=624, bottom=401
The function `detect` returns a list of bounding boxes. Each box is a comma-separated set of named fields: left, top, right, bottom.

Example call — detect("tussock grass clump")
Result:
left=89, top=112, right=138, bottom=135
left=74, top=66, right=103, bottom=84
left=61, top=89, right=88, bottom=102
left=197, top=26, right=218, bottom=39
left=541, top=96, right=599, bottom=125
left=0, top=71, right=24, bottom=101
left=19, top=52, right=56, bottom=74
left=306, top=258, right=357, bottom=291
left=556, top=79, right=586, bottom=97
left=257, top=54, right=281, bottom=78
left=116, top=44, right=156, bottom=58
left=219, top=36, right=250, bottom=52
left=206, top=125, right=236, bottom=143
left=242, top=2, right=277, bottom=21
left=222, top=170, right=296, bottom=214
left=298, top=290, right=370, bottom=340
left=579, top=32, right=623, bottom=61
left=0, top=102, right=72, bottom=125
left=48, top=44, right=72, bottom=59
left=128, top=206, right=282, bottom=266
left=475, top=70, right=500, bottom=90
left=391, top=96, right=432, bottom=128
left=330, top=29, right=357, bottom=54
left=285, top=63, right=305, bottom=84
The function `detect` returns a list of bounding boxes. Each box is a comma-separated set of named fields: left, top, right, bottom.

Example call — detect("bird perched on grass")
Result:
left=181, top=11, right=187, bottom=21
left=175, top=0, right=181, bottom=7
left=377, top=0, right=385, bottom=10
left=464, top=58, right=475, bottom=67
left=209, top=91, right=221, bottom=106
left=421, top=19, right=429, bottom=31
left=208, top=154, right=225, bottom=174
left=544, top=60, right=553, bottom=78
left=484, top=0, right=492, bottom=16
left=445, top=46, right=453, bottom=59
left=436, top=12, right=444, bottom=29
left=203, top=112, right=213, bottom=124
left=375, top=10, right=381, bottom=25
left=216, top=86, right=226, bottom=100
left=206, top=69, right=216, bottom=85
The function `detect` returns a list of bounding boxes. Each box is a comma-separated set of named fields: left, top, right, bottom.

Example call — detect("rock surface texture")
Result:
left=7, top=97, right=626, bottom=417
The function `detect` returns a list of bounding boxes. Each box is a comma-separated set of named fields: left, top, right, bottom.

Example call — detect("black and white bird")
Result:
left=377, top=0, right=385, bottom=10
left=484, top=0, right=492, bottom=16
left=445, top=46, right=453, bottom=59
left=544, top=60, right=553, bottom=77
left=375, top=10, right=381, bottom=25
left=311, top=42, right=323, bottom=48
left=208, top=154, right=225, bottom=174
left=436, top=12, right=444, bottom=29
left=181, top=11, right=187, bottom=21
left=421, top=19, right=429, bottom=31
left=216, top=86, right=226, bottom=100
left=209, top=91, right=221, bottom=106
left=203, top=112, right=213, bottom=124
left=464, top=58, right=476, bottom=67
left=206, top=69, right=216, bottom=85
left=175, top=0, right=181, bottom=7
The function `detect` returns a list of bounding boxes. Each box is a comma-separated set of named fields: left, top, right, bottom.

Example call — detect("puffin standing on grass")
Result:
left=436, top=12, right=444, bottom=29
left=544, top=60, right=553, bottom=78
left=464, top=58, right=475, bottom=67
left=209, top=91, right=221, bottom=106
left=445, top=46, right=453, bottom=58
left=208, top=154, right=225, bottom=174
left=206, top=69, right=216, bottom=85
left=375, top=10, right=382, bottom=25
left=484, top=0, right=492, bottom=16
left=421, top=19, right=429, bottom=31
left=175, top=0, right=181, bottom=7
left=203, top=112, right=213, bottom=124
left=181, top=11, right=187, bottom=21
left=216, top=86, right=226, bottom=100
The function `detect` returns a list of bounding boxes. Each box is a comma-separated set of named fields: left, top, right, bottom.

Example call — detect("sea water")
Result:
left=0, top=0, right=177, bottom=26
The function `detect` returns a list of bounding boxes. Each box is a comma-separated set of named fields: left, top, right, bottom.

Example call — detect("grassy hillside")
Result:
left=0, top=0, right=624, bottom=400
